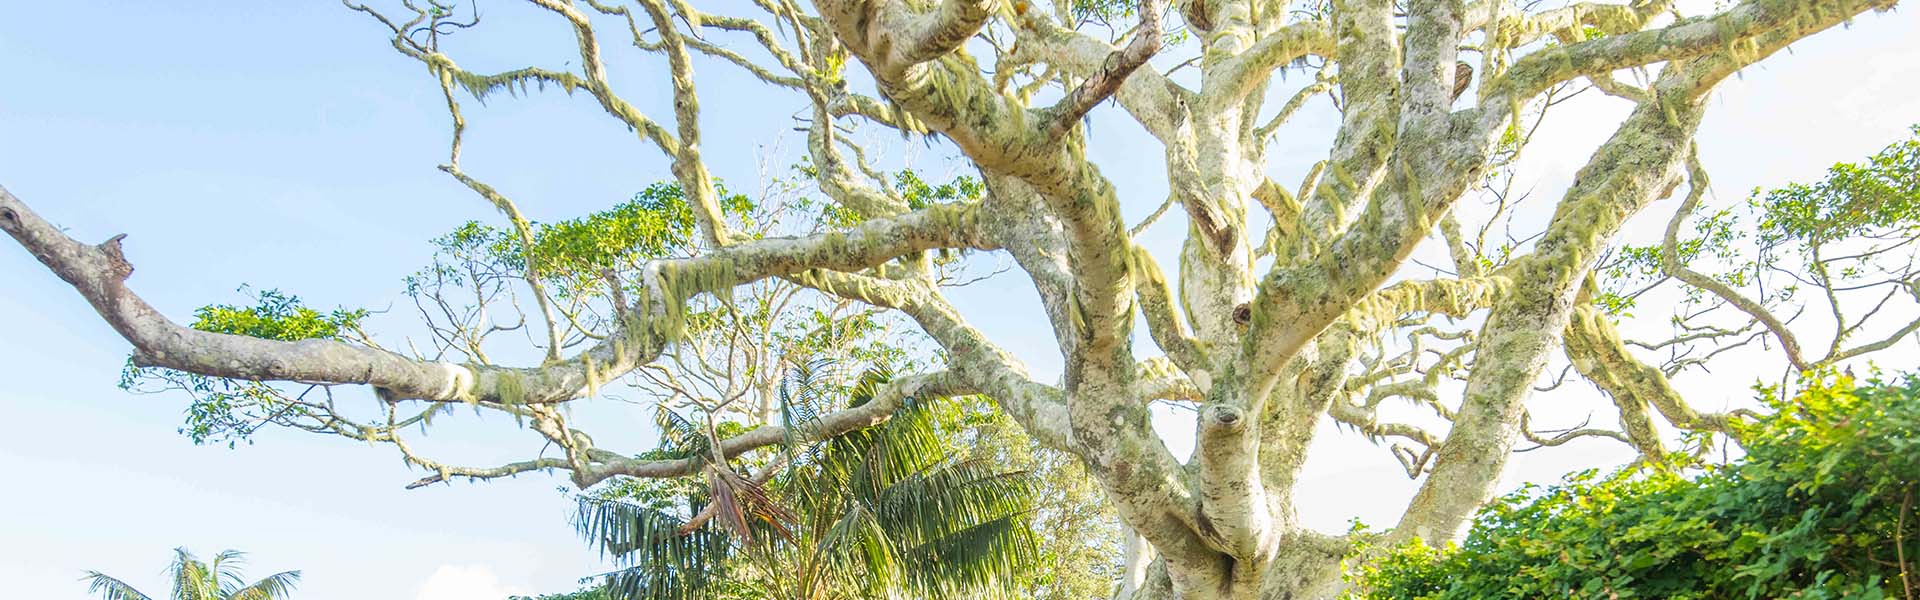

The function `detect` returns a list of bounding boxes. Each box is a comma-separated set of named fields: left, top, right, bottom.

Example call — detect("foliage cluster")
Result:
left=118, top=288, right=365, bottom=446
left=405, top=180, right=756, bottom=307
left=1758, top=126, right=1920, bottom=248
left=1598, top=126, right=1920, bottom=317
left=1351, top=372, right=1920, bottom=599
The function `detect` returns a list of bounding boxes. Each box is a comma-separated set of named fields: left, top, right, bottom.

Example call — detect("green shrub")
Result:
left=1352, top=373, right=1920, bottom=599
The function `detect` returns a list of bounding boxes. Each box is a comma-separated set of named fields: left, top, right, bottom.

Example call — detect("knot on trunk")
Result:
left=98, top=233, right=134, bottom=280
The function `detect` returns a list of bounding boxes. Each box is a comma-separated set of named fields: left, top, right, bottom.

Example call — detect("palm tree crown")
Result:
left=576, top=367, right=1041, bottom=600
left=83, top=547, right=300, bottom=600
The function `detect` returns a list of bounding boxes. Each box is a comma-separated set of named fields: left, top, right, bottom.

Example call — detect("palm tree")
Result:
left=575, top=368, right=1040, bottom=600
left=82, top=548, right=300, bottom=600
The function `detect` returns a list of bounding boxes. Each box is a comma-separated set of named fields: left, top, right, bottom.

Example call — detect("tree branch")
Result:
left=897, top=0, right=996, bottom=66
left=1565, top=305, right=1746, bottom=435
left=1044, top=0, right=1166, bottom=137
left=0, top=186, right=996, bottom=405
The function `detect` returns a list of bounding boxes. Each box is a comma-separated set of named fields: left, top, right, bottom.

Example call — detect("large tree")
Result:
left=3, top=0, right=1913, bottom=597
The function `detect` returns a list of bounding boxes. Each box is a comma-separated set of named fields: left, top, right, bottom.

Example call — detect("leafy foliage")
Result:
left=83, top=548, right=300, bottom=600
left=406, top=180, right=758, bottom=308
left=119, top=288, right=364, bottom=446
left=528, top=181, right=754, bottom=279
left=891, top=169, right=982, bottom=210
left=1757, top=126, right=1920, bottom=247
left=1350, top=372, right=1920, bottom=599
left=808, top=168, right=982, bottom=229
left=186, top=288, right=367, bottom=342
left=1060, top=0, right=1143, bottom=23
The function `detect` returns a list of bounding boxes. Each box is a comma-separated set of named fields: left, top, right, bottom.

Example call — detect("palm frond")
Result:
left=224, top=571, right=300, bottom=600
left=576, top=497, right=734, bottom=600
left=779, top=358, right=850, bottom=475
left=209, top=550, right=247, bottom=594
left=705, top=467, right=796, bottom=543
left=652, top=405, right=710, bottom=460
left=778, top=360, right=828, bottom=448
left=898, top=514, right=1040, bottom=599
left=707, top=468, right=753, bottom=542
left=80, top=571, right=154, bottom=600
left=582, top=365, right=1043, bottom=600
left=873, top=461, right=1035, bottom=548
left=794, top=370, right=1040, bottom=598
left=816, top=502, right=902, bottom=598
left=168, top=548, right=217, bottom=600
left=818, top=386, right=948, bottom=503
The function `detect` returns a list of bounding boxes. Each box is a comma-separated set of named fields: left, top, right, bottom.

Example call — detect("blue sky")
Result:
left=2, top=2, right=1917, bottom=598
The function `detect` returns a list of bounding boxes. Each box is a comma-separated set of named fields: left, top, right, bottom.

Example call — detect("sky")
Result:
left=2, top=2, right=1918, bottom=599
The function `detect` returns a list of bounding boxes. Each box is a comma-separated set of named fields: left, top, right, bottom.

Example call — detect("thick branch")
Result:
left=896, top=0, right=995, bottom=66
left=593, top=371, right=966, bottom=482
left=1206, top=20, right=1337, bottom=109
left=0, top=187, right=995, bottom=405
left=1014, top=12, right=1194, bottom=141
left=1045, top=0, right=1166, bottom=136
left=1132, top=245, right=1210, bottom=373
left=1486, top=0, right=1898, bottom=124
left=1395, top=48, right=1712, bottom=542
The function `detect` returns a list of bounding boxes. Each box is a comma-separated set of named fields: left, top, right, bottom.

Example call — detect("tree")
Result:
left=574, top=368, right=1042, bottom=600
left=2, top=0, right=1911, bottom=598
left=960, top=394, right=1127, bottom=599
left=82, top=548, right=300, bottom=600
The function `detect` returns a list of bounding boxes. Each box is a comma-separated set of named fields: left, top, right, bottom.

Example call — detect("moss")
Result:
left=657, top=258, right=741, bottom=342
left=446, top=66, right=587, bottom=103
left=496, top=370, right=528, bottom=406
left=583, top=353, right=601, bottom=398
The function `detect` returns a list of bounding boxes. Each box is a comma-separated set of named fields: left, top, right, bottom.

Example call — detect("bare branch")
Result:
left=1662, top=150, right=1812, bottom=370
left=1565, top=305, right=1748, bottom=434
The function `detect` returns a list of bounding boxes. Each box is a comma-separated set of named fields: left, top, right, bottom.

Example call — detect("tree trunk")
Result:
left=1131, top=532, right=1348, bottom=600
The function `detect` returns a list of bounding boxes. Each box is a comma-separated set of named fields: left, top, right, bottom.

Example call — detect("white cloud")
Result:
left=416, top=564, right=529, bottom=600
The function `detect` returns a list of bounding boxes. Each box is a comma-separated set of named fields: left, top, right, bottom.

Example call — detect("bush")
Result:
left=1352, top=373, right=1920, bottom=599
